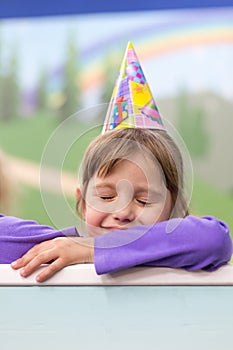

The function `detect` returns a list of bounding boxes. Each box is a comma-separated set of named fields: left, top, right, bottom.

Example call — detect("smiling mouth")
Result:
left=101, top=226, right=129, bottom=232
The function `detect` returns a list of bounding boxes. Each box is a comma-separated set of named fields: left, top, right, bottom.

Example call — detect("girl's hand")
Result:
left=11, top=237, right=94, bottom=282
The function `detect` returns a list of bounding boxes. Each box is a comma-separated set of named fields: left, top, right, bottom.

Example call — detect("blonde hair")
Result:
left=0, top=150, right=13, bottom=213
left=77, top=128, right=189, bottom=219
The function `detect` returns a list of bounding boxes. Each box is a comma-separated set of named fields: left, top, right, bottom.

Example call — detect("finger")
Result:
left=11, top=242, right=52, bottom=269
left=35, top=258, right=65, bottom=283
left=20, top=250, right=58, bottom=277
left=11, top=251, right=38, bottom=269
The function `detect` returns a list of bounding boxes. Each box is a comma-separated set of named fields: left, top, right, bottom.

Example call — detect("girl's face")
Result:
left=80, top=154, right=172, bottom=236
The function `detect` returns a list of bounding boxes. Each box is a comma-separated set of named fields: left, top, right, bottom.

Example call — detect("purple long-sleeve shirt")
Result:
left=94, top=216, right=232, bottom=274
left=0, top=214, right=232, bottom=274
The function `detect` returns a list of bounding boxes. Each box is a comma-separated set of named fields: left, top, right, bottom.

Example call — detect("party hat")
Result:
left=102, top=42, right=165, bottom=133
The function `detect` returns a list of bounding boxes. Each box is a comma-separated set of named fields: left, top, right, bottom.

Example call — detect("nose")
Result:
left=113, top=203, right=136, bottom=223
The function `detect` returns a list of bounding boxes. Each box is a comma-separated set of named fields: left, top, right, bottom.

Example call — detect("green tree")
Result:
left=0, top=45, right=20, bottom=121
left=100, top=53, right=119, bottom=104
left=58, top=35, right=81, bottom=121
left=0, top=31, right=3, bottom=119
left=36, top=67, right=48, bottom=111
left=177, top=90, right=209, bottom=159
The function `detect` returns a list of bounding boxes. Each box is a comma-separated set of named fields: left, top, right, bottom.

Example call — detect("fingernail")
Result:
left=36, top=275, right=42, bottom=283
left=11, top=261, right=17, bottom=267
left=20, top=269, right=26, bottom=277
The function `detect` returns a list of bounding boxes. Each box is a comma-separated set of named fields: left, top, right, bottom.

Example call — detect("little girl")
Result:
left=4, top=41, right=233, bottom=281
left=7, top=126, right=232, bottom=282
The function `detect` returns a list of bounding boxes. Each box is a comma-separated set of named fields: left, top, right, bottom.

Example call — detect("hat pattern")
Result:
left=102, top=42, right=165, bottom=132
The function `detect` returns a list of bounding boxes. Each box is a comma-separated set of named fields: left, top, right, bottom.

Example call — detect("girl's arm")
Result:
left=0, top=214, right=78, bottom=263
left=10, top=215, right=232, bottom=281
left=94, top=216, right=233, bottom=274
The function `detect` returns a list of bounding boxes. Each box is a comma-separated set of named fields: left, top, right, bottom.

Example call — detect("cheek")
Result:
left=138, top=191, right=172, bottom=225
left=156, top=190, right=172, bottom=222
left=85, top=206, right=105, bottom=228
left=138, top=207, right=163, bottom=225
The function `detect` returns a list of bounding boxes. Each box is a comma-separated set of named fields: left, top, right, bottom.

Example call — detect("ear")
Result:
left=76, top=186, right=86, bottom=215
left=76, top=187, right=81, bottom=201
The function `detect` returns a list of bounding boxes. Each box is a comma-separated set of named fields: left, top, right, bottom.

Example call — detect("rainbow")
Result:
left=79, top=14, right=233, bottom=92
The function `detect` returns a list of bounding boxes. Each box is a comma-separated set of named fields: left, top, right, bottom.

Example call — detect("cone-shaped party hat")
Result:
left=102, top=42, right=165, bottom=133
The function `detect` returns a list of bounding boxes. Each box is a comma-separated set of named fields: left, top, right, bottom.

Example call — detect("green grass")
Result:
left=12, top=185, right=77, bottom=228
left=191, top=177, right=233, bottom=234
left=0, top=113, right=57, bottom=162
left=14, top=185, right=55, bottom=225
left=0, top=113, right=100, bottom=172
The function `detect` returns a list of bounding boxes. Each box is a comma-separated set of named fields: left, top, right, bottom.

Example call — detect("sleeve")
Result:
left=94, top=215, right=233, bottom=274
left=0, top=214, right=78, bottom=263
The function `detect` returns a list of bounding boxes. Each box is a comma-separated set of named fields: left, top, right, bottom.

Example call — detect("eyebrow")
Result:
left=135, top=188, right=164, bottom=199
left=95, top=183, right=115, bottom=190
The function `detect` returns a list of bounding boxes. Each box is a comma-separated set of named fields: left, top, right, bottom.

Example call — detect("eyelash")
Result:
left=136, top=199, right=152, bottom=206
left=99, top=196, right=152, bottom=206
left=100, top=196, right=115, bottom=201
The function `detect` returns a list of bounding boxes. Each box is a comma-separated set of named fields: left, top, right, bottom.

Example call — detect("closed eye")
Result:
left=136, top=199, right=152, bottom=206
left=100, top=196, right=115, bottom=201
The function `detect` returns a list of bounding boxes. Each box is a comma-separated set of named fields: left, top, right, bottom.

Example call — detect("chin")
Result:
left=87, top=227, right=108, bottom=237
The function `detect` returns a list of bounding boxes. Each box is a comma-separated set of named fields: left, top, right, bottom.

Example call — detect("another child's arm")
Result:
left=94, top=215, right=232, bottom=274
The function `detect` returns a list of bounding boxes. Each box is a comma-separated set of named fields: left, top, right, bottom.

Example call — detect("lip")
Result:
left=101, top=226, right=128, bottom=231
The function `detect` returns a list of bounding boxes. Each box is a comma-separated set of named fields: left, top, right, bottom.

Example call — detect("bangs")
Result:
left=97, top=158, right=124, bottom=178
left=86, top=135, right=138, bottom=180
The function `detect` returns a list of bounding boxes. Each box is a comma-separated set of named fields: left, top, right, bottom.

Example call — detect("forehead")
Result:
left=96, top=154, right=165, bottom=187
